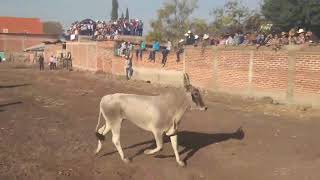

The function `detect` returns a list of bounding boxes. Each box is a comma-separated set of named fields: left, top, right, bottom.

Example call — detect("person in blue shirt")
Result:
left=149, top=40, right=160, bottom=62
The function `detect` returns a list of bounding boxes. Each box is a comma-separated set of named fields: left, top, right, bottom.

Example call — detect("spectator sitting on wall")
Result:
left=186, top=30, right=195, bottom=45
left=226, top=34, right=235, bottom=46
left=256, top=32, right=265, bottom=47
left=271, top=34, right=281, bottom=51
left=201, top=34, right=210, bottom=53
left=280, top=32, right=289, bottom=45
left=296, top=29, right=306, bottom=44
left=193, top=35, right=200, bottom=47
left=288, top=28, right=298, bottom=45
left=306, top=31, right=318, bottom=44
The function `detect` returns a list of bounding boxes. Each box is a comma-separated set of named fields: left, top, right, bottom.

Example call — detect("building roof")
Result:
left=0, top=17, right=43, bottom=34
left=24, top=43, right=45, bottom=52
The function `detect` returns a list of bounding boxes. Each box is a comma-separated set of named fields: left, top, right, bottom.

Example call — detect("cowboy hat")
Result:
left=297, top=29, right=305, bottom=34
left=187, top=30, right=192, bottom=34
left=203, top=34, right=210, bottom=40
left=281, top=32, right=287, bottom=36
left=195, top=35, right=199, bottom=39
left=184, top=33, right=189, bottom=37
left=179, top=39, right=184, bottom=43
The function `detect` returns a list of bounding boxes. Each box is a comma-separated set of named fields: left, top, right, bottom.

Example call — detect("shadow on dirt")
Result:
left=101, top=128, right=245, bottom=164
left=0, top=84, right=31, bottom=89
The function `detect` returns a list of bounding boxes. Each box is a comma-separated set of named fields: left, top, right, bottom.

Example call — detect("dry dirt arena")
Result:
left=1, top=63, right=320, bottom=180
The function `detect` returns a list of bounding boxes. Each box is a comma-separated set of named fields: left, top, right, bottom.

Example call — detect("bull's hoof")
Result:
left=144, top=149, right=153, bottom=155
left=177, top=160, right=186, bottom=167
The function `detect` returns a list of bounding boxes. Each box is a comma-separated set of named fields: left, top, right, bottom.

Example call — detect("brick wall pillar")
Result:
left=212, top=47, right=219, bottom=90
left=247, top=50, right=255, bottom=94
left=287, top=48, right=297, bottom=104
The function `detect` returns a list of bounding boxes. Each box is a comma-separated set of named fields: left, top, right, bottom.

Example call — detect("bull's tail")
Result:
left=95, top=109, right=106, bottom=141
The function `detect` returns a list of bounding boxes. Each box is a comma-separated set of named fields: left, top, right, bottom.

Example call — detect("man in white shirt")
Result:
left=49, top=56, right=54, bottom=70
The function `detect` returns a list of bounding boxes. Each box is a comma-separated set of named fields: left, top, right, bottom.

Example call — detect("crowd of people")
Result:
left=179, top=28, right=318, bottom=51
left=66, top=18, right=143, bottom=41
left=116, top=40, right=172, bottom=67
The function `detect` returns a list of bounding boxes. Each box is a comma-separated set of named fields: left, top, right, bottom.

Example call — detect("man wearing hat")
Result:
left=288, top=28, right=297, bottom=45
left=201, top=34, right=210, bottom=52
left=296, top=29, right=306, bottom=44
left=186, top=30, right=195, bottom=45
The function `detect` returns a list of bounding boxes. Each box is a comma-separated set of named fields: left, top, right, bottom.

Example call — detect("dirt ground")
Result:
left=1, top=63, right=320, bottom=180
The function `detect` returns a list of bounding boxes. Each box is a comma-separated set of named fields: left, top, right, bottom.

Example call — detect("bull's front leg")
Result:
left=144, top=131, right=163, bottom=155
left=170, top=135, right=185, bottom=167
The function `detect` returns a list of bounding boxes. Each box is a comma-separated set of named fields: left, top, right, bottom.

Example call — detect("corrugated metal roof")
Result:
left=24, top=43, right=45, bottom=52
left=0, top=17, right=43, bottom=34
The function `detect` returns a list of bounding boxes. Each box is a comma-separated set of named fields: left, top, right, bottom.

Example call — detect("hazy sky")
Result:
left=1, top=0, right=261, bottom=31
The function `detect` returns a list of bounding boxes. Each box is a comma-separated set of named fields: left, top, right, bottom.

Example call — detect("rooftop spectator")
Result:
left=67, top=18, right=144, bottom=41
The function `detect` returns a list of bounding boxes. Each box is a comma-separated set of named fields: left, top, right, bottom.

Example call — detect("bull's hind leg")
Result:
left=144, top=131, right=163, bottom=155
left=170, top=135, right=185, bottom=167
left=111, top=120, right=130, bottom=164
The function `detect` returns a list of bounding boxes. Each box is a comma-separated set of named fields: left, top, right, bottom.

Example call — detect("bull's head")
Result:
left=184, top=74, right=207, bottom=111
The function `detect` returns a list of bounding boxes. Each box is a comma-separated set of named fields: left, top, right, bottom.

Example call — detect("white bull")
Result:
left=94, top=84, right=207, bottom=167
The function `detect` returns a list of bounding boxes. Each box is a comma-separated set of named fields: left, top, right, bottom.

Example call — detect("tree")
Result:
left=243, top=13, right=267, bottom=33
left=261, top=0, right=320, bottom=35
left=111, top=0, right=119, bottom=21
left=210, top=0, right=251, bottom=34
left=43, top=21, right=64, bottom=35
left=147, top=0, right=198, bottom=43
left=125, top=8, right=130, bottom=20
left=190, top=18, right=209, bottom=35
left=121, top=12, right=124, bottom=20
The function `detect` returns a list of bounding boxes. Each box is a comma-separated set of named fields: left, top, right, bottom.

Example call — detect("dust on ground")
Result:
left=1, top=63, right=320, bottom=180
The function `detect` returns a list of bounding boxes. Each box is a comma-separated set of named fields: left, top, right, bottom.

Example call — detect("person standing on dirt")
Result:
left=49, top=55, right=54, bottom=70
left=39, top=54, right=44, bottom=71
left=125, top=54, right=133, bottom=80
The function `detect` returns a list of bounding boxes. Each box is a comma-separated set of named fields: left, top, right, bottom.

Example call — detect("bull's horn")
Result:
left=184, top=73, right=191, bottom=86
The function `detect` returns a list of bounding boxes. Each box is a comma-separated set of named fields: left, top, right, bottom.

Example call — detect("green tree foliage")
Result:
left=262, top=0, right=320, bottom=35
left=190, top=18, right=209, bottom=35
left=147, top=0, right=198, bottom=43
left=243, top=13, right=267, bottom=33
left=121, top=12, right=124, bottom=19
left=125, top=8, right=130, bottom=20
left=210, top=0, right=251, bottom=34
left=43, top=21, right=64, bottom=35
left=111, top=0, right=119, bottom=21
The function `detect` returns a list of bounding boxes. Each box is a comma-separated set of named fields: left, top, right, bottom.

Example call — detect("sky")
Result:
left=1, top=0, right=261, bottom=32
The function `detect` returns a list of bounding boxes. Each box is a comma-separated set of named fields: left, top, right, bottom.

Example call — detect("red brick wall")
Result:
left=0, top=34, right=58, bottom=54
left=64, top=41, right=320, bottom=106
left=295, top=52, right=320, bottom=95
left=252, top=51, right=288, bottom=92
